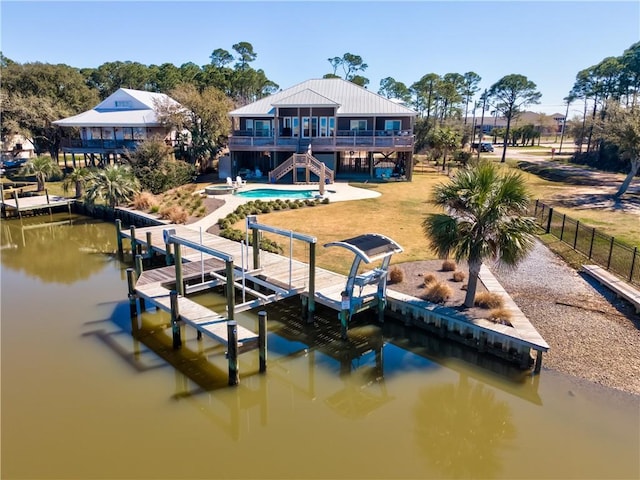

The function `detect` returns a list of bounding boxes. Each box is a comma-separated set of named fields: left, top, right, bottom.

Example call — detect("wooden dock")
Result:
left=134, top=260, right=259, bottom=354
left=119, top=223, right=550, bottom=374
left=1, top=191, right=73, bottom=219
left=582, top=264, right=640, bottom=313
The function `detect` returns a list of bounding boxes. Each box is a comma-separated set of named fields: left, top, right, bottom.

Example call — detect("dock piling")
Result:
left=170, top=290, right=182, bottom=349
left=534, top=350, right=543, bottom=374
left=135, top=254, right=143, bottom=277
left=307, top=243, right=316, bottom=322
left=130, top=225, right=137, bottom=257
left=135, top=255, right=146, bottom=312
left=146, top=231, right=153, bottom=259
left=174, top=244, right=184, bottom=296
left=126, top=268, right=137, bottom=318
left=258, top=311, right=267, bottom=373
left=227, top=321, right=239, bottom=386
left=115, top=219, right=123, bottom=258
left=225, top=260, right=235, bottom=320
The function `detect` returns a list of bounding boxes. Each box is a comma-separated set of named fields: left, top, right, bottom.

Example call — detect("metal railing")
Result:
left=530, top=200, right=639, bottom=287
left=268, top=153, right=334, bottom=184
left=60, top=139, right=144, bottom=150
left=229, top=131, right=414, bottom=149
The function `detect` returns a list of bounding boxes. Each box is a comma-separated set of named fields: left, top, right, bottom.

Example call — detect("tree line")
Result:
left=563, top=41, right=640, bottom=197
left=1, top=40, right=638, bottom=196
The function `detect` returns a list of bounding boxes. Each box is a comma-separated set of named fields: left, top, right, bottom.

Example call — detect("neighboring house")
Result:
left=470, top=111, right=565, bottom=136
left=1, top=133, right=35, bottom=163
left=53, top=88, right=181, bottom=166
left=228, top=78, right=417, bottom=181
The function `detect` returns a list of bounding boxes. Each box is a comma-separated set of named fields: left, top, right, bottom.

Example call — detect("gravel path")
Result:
left=490, top=240, right=640, bottom=396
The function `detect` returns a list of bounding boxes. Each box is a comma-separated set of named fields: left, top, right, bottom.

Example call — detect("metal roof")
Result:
left=272, top=89, right=340, bottom=107
left=230, top=78, right=417, bottom=117
left=324, top=233, right=403, bottom=263
left=52, top=109, right=161, bottom=127
left=54, top=88, right=180, bottom=127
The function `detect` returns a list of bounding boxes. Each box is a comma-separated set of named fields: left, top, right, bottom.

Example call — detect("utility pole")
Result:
left=558, top=97, right=571, bottom=154
left=477, top=90, right=488, bottom=160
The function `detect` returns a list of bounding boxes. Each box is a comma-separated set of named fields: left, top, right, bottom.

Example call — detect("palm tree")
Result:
left=85, top=165, right=140, bottom=208
left=62, top=167, right=91, bottom=199
left=422, top=160, right=536, bottom=308
left=18, top=156, right=62, bottom=191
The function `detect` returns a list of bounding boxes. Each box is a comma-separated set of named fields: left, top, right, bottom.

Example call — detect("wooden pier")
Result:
left=118, top=220, right=549, bottom=381
left=1, top=189, right=73, bottom=219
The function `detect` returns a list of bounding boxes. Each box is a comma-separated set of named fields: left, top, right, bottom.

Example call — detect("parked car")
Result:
left=471, top=142, right=494, bottom=152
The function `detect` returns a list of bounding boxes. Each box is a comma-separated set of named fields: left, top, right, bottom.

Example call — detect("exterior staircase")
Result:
left=268, top=153, right=335, bottom=184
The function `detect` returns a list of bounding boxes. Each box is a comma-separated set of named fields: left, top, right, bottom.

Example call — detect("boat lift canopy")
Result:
left=324, top=233, right=403, bottom=337
left=324, top=234, right=403, bottom=264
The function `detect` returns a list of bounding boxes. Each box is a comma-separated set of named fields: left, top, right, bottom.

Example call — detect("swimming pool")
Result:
left=235, top=188, right=334, bottom=199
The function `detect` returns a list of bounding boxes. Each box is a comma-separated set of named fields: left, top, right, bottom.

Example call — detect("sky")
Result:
left=2, top=0, right=639, bottom=116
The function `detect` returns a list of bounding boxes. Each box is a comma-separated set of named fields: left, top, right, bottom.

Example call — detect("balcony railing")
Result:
left=229, top=130, right=414, bottom=149
left=60, top=139, right=145, bottom=150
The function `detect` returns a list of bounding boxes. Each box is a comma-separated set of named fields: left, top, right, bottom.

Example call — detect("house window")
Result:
left=281, top=117, right=292, bottom=136
left=114, top=101, right=132, bottom=108
left=384, top=120, right=402, bottom=133
left=292, top=117, right=300, bottom=137
left=255, top=120, right=271, bottom=136
left=302, top=117, right=310, bottom=137
left=303, top=117, right=320, bottom=137
left=246, top=119, right=253, bottom=133
left=329, top=117, right=335, bottom=136
left=319, top=117, right=328, bottom=137
left=350, top=120, right=367, bottom=131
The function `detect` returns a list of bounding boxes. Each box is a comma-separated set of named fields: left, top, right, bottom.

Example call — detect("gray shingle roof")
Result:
left=230, top=78, right=417, bottom=117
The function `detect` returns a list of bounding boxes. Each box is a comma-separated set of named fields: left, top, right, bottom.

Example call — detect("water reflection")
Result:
left=1, top=213, right=116, bottom=284
left=3, top=215, right=639, bottom=479
left=413, top=375, right=516, bottom=478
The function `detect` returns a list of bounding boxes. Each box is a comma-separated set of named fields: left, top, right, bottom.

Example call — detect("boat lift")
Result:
left=324, top=234, right=403, bottom=338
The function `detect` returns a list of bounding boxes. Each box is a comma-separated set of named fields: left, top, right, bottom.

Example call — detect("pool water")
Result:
left=236, top=188, right=333, bottom=199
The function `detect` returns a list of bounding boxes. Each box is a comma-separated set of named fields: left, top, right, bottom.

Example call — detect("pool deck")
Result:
left=189, top=181, right=381, bottom=231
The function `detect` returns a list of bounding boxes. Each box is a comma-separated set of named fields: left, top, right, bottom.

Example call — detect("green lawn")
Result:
left=30, top=159, right=638, bottom=275
left=242, top=162, right=640, bottom=274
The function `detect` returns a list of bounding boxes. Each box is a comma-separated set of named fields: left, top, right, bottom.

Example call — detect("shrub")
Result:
left=133, top=191, right=158, bottom=210
left=441, top=259, right=457, bottom=271
left=488, top=307, right=513, bottom=326
left=424, top=281, right=453, bottom=303
left=474, top=292, right=504, bottom=309
left=388, top=266, right=404, bottom=284
left=452, top=271, right=466, bottom=282
left=423, top=272, right=437, bottom=286
left=220, top=228, right=244, bottom=242
left=159, top=205, right=189, bottom=224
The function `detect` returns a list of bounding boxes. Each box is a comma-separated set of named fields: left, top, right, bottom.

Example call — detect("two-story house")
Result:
left=54, top=88, right=181, bottom=167
left=228, top=78, right=417, bottom=182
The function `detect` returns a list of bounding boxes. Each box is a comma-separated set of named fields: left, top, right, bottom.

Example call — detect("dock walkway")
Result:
left=120, top=223, right=549, bottom=372
left=1, top=193, right=73, bottom=219
left=581, top=264, right=640, bottom=313
left=135, top=259, right=259, bottom=353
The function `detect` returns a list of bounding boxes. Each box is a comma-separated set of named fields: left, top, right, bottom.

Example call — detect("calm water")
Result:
left=1, top=214, right=639, bottom=479
left=235, top=188, right=334, bottom=199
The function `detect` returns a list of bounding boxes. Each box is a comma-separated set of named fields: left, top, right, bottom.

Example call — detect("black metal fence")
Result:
left=530, top=200, right=640, bottom=287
